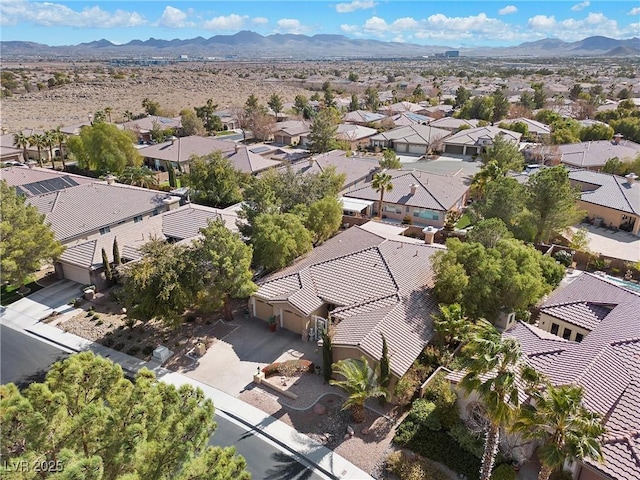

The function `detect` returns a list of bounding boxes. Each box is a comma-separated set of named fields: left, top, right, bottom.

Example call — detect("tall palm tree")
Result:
left=433, top=303, right=472, bottom=349
left=45, top=130, right=57, bottom=169
left=13, top=132, right=30, bottom=162
left=330, top=356, right=387, bottom=423
left=104, top=106, right=113, bottom=123
left=52, top=127, right=68, bottom=169
left=28, top=133, right=47, bottom=167
left=513, top=384, right=605, bottom=480
left=118, top=166, right=159, bottom=189
left=372, top=172, right=394, bottom=218
left=460, top=320, right=537, bottom=480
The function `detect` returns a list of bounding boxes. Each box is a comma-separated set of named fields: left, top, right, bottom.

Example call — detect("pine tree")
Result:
left=102, top=247, right=112, bottom=281
left=379, top=333, right=390, bottom=389
left=322, top=326, right=333, bottom=382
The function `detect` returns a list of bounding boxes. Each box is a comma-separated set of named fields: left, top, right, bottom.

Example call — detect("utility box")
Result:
left=194, top=342, right=206, bottom=357
left=153, top=346, right=172, bottom=362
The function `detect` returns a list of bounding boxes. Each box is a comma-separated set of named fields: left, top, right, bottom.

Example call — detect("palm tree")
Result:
left=13, top=132, right=30, bottom=162
left=45, top=130, right=57, bottom=169
left=513, top=384, right=605, bottom=480
left=104, top=106, right=113, bottom=123
left=123, top=110, right=133, bottom=124
left=433, top=303, right=472, bottom=349
left=52, top=127, right=68, bottom=169
left=329, top=356, right=387, bottom=423
left=372, top=172, right=394, bottom=218
left=118, top=166, right=159, bottom=189
left=28, top=133, right=47, bottom=167
left=460, top=320, right=537, bottom=480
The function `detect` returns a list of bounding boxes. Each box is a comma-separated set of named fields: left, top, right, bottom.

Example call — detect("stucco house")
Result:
left=251, top=225, right=442, bottom=387
left=427, top=118, right=479, bottom=133
left=442, top=126, right=522, bottom=156
left=557, top=138, right=640, bottom=171
left=120, top=116, right=182, bottom=143
left=343, top=170, right=471, bottom=228
left=569, top=169, right=640, bottom=235
left=271, top=120, right=311, bottom=146
left=335, top=124, right=378, bottom=150
left=369, top=124, right=451, bottom=156
left=342, top=110, right=385, bottom=126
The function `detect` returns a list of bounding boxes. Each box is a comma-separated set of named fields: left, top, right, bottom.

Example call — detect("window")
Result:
left=134, top=215, right=143, bottom=223
left=562, top=327, right=572, bottom=340
left=384, top=205, right=401, bottom=214
left=550, top=323, right=559, bottom=335
left=413, top=208, right=440, bottom=220
left=99, top=226, right=111, bottom=235
left=151, top=208, right=160, bottom=217
left=575, top=333, right=584, bottom=343
left=507, top=312, right=516, bottom=325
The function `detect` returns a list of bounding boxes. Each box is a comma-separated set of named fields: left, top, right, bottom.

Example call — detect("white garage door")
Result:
left=62, top=263, right=91, bottom=286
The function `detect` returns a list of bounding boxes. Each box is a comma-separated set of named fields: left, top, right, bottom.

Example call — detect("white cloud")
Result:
left=571, top=1, right=590, bottom=12
left=203, top=14, right=248, bottom=30
left=276, top=18, right=309, bottom=34
left=252, top=17, right=268, bottom=25
left=391, top=17, right=419, bottom=30
left=340, top=24, right=359, bottom=34
left=498, top=5, right=518, bottom=15
left=0, top=0, right=145, bottom=27
left=335, top=0, right=376, bottom=14
left=528, top=14, right=556, bottom=30
left=157, top=6, right=189, bottom=28
left=628, top=7, right=640, bottom=15
left=363, top=16, right=388, bottom=33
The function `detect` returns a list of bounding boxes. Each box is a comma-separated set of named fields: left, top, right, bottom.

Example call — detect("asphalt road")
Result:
left=0, top=325, right=327, bottom=480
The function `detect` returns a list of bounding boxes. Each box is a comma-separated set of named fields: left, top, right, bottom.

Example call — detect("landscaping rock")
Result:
left=346, top=425, right=355, bottom=436
left=313, top=403, right=326, bottom=415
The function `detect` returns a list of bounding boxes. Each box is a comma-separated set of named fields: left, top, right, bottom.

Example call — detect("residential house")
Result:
left=282, top=150, right=378, bottom=192
left=1, top=130, right=47, bottom=164
left=507, top=273, right=640, bottom=480
left=2, top=166, right=94, bottom=194
left=418, top=104, right=454, bottom=118
left=212, top=110, right=238, bottom=130
left=343, top=169, right=470, bottom=227
left=369, top=124, right=451, bottom=156
left=342, top=110, right=386, bottom=126
left=390, top=112, right=432, bottom=127
left=378, top=101, right=423, bottom=116
left=442, top=126, right=522, bottom=156
left=557, top=138, right=640, bottom=171
left=58, top=202, right=239, bottom=288
left=271, top=120, right=311, bottom=146
left=120, top=116, right=182, bottom=143
left=502, top=117, right=551, bottom=140
left=225, top=145, right=282, bottom=175
left=427, top=118, right=480, bottom=133
left=251, top=225, right=441, bottom=389
left=335, top=124, right=378, bottom=150
left=139, top=135, right=237, bottom=174
left=568, top=169, right=640, bottom=235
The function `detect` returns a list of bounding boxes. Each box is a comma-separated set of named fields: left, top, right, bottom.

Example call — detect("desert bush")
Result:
left=103, top=337, right=115, bottom=348
left=386, top=451, right=453, bottom=480
left=96, top=320, right=104, bottom=326
left=262, top=359, right=314, bottom=378
left=553, top=250, right=573, bottom=267
left=127, top=346, right=140, bottom=355
left=491, top=463, right=517, bottom=480
left=114, top=342, right=125, bottom=351
left=142, top=345, right=154, bottom=356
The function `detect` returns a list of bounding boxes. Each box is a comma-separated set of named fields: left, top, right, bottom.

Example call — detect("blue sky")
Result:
left=1, top=1, right=638, bottom=47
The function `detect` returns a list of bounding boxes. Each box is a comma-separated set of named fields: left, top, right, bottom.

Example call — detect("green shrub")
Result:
left=422, top=373, right=458, bottom=429
left=386, top=451, right=449, bottom=480
left=408, top=400, right=442, bottom=431
left=96, top=320, right=104, bottom=326
left=103, top=337, right=115, bottom=348
left=491, top=463, right=516, bottom=480
left=114, top=343, right=125, bottom=351
left=127, top=346, right=140, bottom=355
left=447, top=422, right=485, bottom=459
left=553, top=250, right=573, bottom=267
left=550, top=470, right=573, bottom=480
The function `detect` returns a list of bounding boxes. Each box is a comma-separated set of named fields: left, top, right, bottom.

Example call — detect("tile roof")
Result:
left=138, top=135, right=236, bottom=163
left=162, top=203, right=239, bottom=238
left=255, top=226, right=441, bottom=377
left=569, top=170, right=640, bottom=215
left=391, top=112, right=432, bottom=127
left=336, top=124, right=378, bottom=142
left=427, top=118, right=479, bottom=131
left=443, top=126, right=522, bottom=146
left=271, top=120, right=310, bottom=137
left=26, top=182, right=175, bottom=242
left=504, top=272, right=640, bottom=480
left=559, top=140, right=640, bottom=168
left=284, top=150, right=377, bottom=190
left=370, top=124, right=451, bottom=146
left=540, top=302, right=613, bottom=331
left=226, top=146, right=282, bottom=174
left=120, top=116, right=182, bottom=132
left=1, top=166, right=94, bottom=192
left=344, top=170, right=470, bottom=211
left=342, top=110, right=385, bottom=124
left=503, top=118, right=551, bottom=136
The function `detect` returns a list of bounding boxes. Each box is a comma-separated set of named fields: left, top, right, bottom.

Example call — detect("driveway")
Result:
left=1, top=280, right=82, bottom=329
left=570, top=224, right=640, bottom=262
left=180, top=316, right=322, bottom=397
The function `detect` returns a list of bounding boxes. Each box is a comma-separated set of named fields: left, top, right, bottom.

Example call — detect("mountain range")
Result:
left=2, top=32, right=638, bottom=59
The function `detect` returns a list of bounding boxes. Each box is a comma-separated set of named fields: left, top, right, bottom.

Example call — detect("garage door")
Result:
left=445, top=144, right=464, bottom=155
left=466, top=146, right=479, bottom=156
left=408, top=143, right=426, bottom=155
left=283, top=309, right=303, bottom=334
left=62, top=263, right=91, bottom=286
left=254, top=299, right=273, bottom=321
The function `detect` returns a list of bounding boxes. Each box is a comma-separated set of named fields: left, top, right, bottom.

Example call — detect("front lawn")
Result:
left=456, top=213, right=472, bottom=229
left=1, top=280, right=44, bottom=306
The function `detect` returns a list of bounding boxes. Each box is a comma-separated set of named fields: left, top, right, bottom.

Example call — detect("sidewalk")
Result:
left=19, top=320, right=372, bottom=480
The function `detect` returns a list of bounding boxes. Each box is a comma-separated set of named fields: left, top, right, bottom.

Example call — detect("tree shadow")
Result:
left=263, top=451, right=315, bottom=480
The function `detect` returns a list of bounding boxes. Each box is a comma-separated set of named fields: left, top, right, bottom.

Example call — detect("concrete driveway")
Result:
left=181, top=316, right=322, bottom=397
left=569, top=224, right=640, bottom=262
left=1, top=280, right=82, bottom=329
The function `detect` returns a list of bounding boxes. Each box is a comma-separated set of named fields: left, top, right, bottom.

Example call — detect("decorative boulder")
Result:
left=313, top=403, right=326, bottom=415
left=346, top=425, right=355, bottom=436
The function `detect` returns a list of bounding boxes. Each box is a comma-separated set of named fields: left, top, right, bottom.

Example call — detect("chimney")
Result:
left=410, top=183, right=418, bottom=195
left=422, top=226, right=436, bottom=244
left=625, top=173, right=637, bottom=186
left=613, top=133, right=623, bottom=145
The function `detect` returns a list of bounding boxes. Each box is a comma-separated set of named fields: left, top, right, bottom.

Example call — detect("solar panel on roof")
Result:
left=19, top=176, right=79, bottom=196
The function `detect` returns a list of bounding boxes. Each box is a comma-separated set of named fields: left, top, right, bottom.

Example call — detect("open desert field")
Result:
left=0, top=61, right=318, bottom=133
